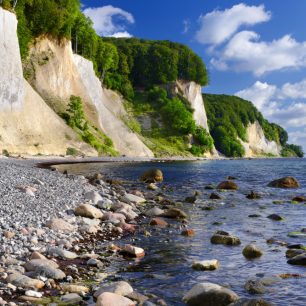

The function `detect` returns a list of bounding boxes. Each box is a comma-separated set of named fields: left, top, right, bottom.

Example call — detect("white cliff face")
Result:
left=0, top=7, right=24, bottom=110
left=30, top=38, right=153, bottom=157
left=0, top=8, right=95, bottom=156
left=176, top=80, right=209, bottom=130
left=240, top=121, right=281, bottom=157
left=72, top=55, right=153, bottom=157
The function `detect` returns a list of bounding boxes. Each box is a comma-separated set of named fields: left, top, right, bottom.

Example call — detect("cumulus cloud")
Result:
left=211, top=31, right=306, bottom=76
left=183, top=19, right=191, bottom=34
left=83, top=5, right=134, bottom=37
left=236, top=80, right=306, bottom=149
left=195, top=3, right=270, bottom=45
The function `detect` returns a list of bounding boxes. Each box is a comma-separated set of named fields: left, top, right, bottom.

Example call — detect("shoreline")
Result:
left=0, top=157, right=190, bottom=305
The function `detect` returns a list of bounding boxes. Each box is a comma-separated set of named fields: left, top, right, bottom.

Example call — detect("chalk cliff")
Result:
left=239, top=121, right=281, bottom=157
left=29, top=38, right=153, bottom=157
left=0, top=7, right=95, bottom=156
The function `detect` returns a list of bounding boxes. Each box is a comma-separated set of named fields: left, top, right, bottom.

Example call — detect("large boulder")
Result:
left=96, top=292, right=135, bottom=306
left=140, top=169, right=163, bottom=183
left=267, top=176, right=300, bottom=188
left=217, top=181, right=238, bottom=190
left=75, top=204, right=103, bottom=219
left=183, top=282, right=239, bottom=306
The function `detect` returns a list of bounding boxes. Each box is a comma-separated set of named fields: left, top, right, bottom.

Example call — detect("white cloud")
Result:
left=195, top=3, right=270, bottom=45
left=235, top=80, right=306, bottom=150
left=281, top=79, right=306, bottom=99
left=236, top=81, right=277, bottom=110
left=183, top=19, right=191, bottom=34
left=83, top=5, right=134, bottom=37
left=110, top=31, right=132, bottom=38
left=211, top=31, right=306, bottom=76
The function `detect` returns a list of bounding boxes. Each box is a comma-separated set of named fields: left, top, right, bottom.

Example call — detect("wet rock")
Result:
left=123, top=193, right=146, bottom=204
left=248, top=214, right=261, bottom=218
left=75, top=204, right=103, bottom=219
left=287, top=244, right=306, bottom=250
left=183, top=282, right=239, bottom=306
left=192, top=260, right=219, bottom=271
left=210, top=193, right=222, bottom=200
left=244, top=279, right=266, bottom=294
left=145, top=207, right=164, bottom=217
left=149, top=218, right=168, bottom=227
left=185, top=195, right=197, bottom=203
left=126, top=292, right=149, bottom=304
left=147, top=183, right=158, bottom=190
left=46, top=218, right=75, bottom=232
left=211, top=231, right=241, bottom=246
left=267, top=214, right=283, bottom=221
left=6, top=273, right=44, bottom=289
left=246, top=191, right=261, bottom=199
left=287, top=254, right=306, bottom=266
left=140, top=169, right=163, bottom=183
left=61, top=284, right=89, bottom=294
left=204, top=184, right=215, bottom=190
left=96, top=292, right=135, bottom=306
left=287, top=231, right=306, bottom=238
left=94, top=281, right=133, bottom=298
left=286, top=249, right=306, bottom=258
left=162, top=208, right=188, bottom=219
left=217, top=181, right=238, bottom=190
left=181, top=229, right=195, bottom=237
left=229, top=298, right=272, bottom=306
left=267, top=176, right=300, bottom=188
left=242, top=244, right=263, bottom=259
left=292, top=196, right=306, bottom=202
left=121, top=245, right=145, bottom=258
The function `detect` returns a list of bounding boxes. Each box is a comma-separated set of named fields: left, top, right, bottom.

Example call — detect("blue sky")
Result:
left=82, top=1, right=306, bottom=151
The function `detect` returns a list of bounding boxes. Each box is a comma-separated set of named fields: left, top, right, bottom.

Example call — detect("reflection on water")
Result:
left=58, top=159, right=306, bottom=305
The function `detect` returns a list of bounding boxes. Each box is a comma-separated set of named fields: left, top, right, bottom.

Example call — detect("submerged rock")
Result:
left=244, top=279, right=266, bottom=294
left=217, top=181, right=238, bottom=190
left=210, top=192, right=222, bottom=200
left=246, top=191, right=261, bottom=199
left=181, top=229, right=195, bottom=237
left=183, top=282, right=239, bottom=306
left=149, top=218, right=168, bottom=227
left=162, top=208, right=188, bottom=219
left=242, top=244, right=263, bottom=259
left=192, top=259, right=219, bottom=271
left=292, top=196, right=306, bottom=202
left=267, top=214, right=283, bottom=221
left=287, top=254, right=306, bottom=266
left=140, top=169, right=163, bottom=183
left=267, top=176, right=300, bottom=188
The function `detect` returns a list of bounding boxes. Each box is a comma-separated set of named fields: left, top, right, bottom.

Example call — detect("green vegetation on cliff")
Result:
left=204, top=94, right=303, bottom=157
left=125, top=87, right=213, bottom=157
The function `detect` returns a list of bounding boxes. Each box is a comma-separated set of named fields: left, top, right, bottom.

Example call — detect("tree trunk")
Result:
left=100, top=69, right=105, bottom=85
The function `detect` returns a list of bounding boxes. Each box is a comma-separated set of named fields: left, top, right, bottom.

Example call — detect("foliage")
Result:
left=66, top=147, right=79, bottom=156
left=204, top=94, right=290, bottom=157
left=281, top=144, right=304, bottom=157
left=61, top=96, right=117, bottom=156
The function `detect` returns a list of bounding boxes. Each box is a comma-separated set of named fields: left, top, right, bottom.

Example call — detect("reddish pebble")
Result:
left=181, top=229, right=195, bottom=237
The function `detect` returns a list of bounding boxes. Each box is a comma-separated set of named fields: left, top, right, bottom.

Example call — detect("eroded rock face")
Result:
left=239, top=121, right=281, bottom=157
left=183, top=282, right=239, bottom=306
left=267, top=177, right=300, bottom=188
left=0, top=7, right=24, bottom=111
